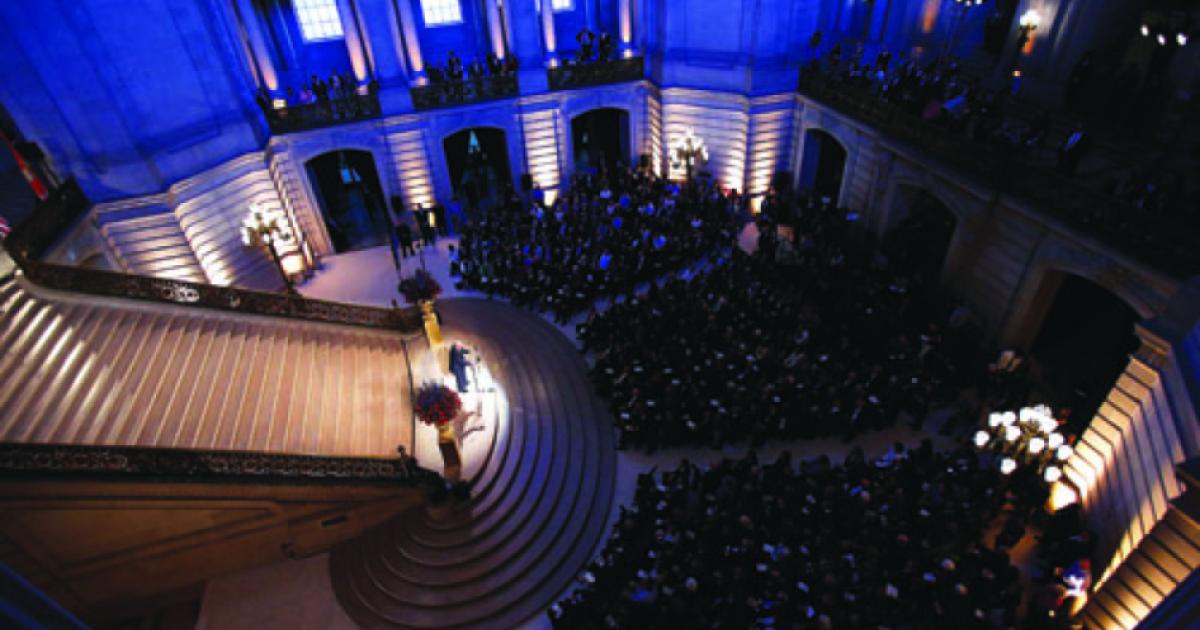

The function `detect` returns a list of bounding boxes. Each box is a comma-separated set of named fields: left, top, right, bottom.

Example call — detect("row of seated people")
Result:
left=454, top=168, right=739, bottom=322
left=807, top=49, right=1197, bottom=229
left=579, top=196, right=969, bottom=451
left=806, top=52, right=1042, bottom=155
left=551, top=444, right=1031, bottom=628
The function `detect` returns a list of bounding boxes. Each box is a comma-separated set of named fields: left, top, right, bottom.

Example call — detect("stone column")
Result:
left=485, top=0, right=507, bottom=59
left=335, top=0, right=369, bottom=83
left=540, top=0, right=558, bottom=66
left=618, top=0, right=633, bottom=55
left=234, top=0, right=280, bottom=93
left=395, top=0, right=427, bottom=84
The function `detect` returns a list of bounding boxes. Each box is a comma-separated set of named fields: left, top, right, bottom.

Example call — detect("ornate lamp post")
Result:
left=669, top=127, right=709, bottom=181
left=241, top=204, right=298, bottom=294
left=1013, top=9, right=1041, bottom=68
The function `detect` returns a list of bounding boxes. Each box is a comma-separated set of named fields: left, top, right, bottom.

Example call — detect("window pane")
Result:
left=294, top=0, right=344, bottom=42
left=421, top=0, right=463, bottom=26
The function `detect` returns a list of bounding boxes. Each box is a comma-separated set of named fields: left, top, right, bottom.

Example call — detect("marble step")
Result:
left=329, top=299, right=616, bottom=629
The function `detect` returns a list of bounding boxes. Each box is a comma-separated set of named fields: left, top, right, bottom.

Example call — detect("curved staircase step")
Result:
left=329, top=299, right=617, bottom=629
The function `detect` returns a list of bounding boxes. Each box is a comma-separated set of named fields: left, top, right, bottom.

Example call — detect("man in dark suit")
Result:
left=395, top=220, right=415, bottom=258
left=449, top=343, right=472, bottom=392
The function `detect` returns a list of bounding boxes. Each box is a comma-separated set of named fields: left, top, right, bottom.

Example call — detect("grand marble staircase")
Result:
left=330, top=299, right=618, bottom=629
left=0, top=271, right=416, bottom=457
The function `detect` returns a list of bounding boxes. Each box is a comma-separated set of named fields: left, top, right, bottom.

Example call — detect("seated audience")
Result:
left=552, top=446, right=1027, bottom=628
left=455, top=167, right=738, bottom=322
left=581, top=195, right=969, bottom=451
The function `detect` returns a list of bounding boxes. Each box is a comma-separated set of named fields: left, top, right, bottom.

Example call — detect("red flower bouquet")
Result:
left=414, top=382, right=462, bottom=426
left=399, top=269, right=443, bottom=304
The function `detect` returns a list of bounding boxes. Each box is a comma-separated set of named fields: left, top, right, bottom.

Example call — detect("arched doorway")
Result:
left=1027, top=273, right=1141, bottom=431
left=883, top=187, right=958, bottom=281
left=571, top=108, right=630, bottom=177
left=443, top=127, right=511, bottom=215
left=798, top=129, right=847, bottom=202
left=306, top=150, right=390, bottom=253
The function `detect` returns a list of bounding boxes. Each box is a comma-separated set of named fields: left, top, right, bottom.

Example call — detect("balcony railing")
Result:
left=0, top=442, right=439, bottom=485
left=411, top=74, right=519, bottom=111
left=2, top=179, right=422, bottom=333
left=548, top=56, right=645, bottom=91
left=263, top=93, right=382, bottom=134
left=798, top=76, right=1200, bottom=277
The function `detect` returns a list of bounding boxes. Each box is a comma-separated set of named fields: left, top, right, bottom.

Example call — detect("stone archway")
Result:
left=304, top=149, right=390, bottom=253
left=570, top=107, right=631, bottom=177
left=1023, top=270, right=1142, bottom=429
left=882, top=184, right=959, bottom=284
left=442, top=126, right=513, bottom=215
left=797, top=128, right=848, bottom=203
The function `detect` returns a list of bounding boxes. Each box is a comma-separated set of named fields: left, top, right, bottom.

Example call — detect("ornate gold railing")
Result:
left=411, top=73, right=519, bottom=111
left=548, top=56, right=644, bottom=91
left=2, top=179, right=421, bottom=332
left=263, top=92, right=382, bottom=134
left=0, top=442, right=439, bottom=485
left=798, top=75, right=1200, bottom=277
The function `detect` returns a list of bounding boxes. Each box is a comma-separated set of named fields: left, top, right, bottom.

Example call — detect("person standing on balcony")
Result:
left=468, top=59, right=485, bottom=98
left=598, top=33, right=614, bottom=62
left=447, top=51, right=464, bottom=101
left=577, top=28, right=596, bottom=63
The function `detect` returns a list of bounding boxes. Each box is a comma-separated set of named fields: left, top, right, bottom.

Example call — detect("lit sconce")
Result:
left=1028, top=436, right=1046, bottom=455
left=1179, top=33, right=1189, bottom=47
left=1047, top=432, right=1064, bottom=450
left=1004, top=425, right=1021, bottom=443
left=1140, top=24, right=1150, bottom=37
left=1043, top=465, right=1062, bottom=484
left=988, top=412, right=1003, bottom=428
left=1157, top=33, right=1167, bottom=46
left=974, top=430, right=991, bottom=448
left=1000, top=458, right=1017, bottom=475
left=1018, top=9, right=1041, bottom=33
left=241, top=203, right=301, bottom=294
left=1056, top=444, right=1073, bottom=461
left=1047, top=480, right=1078, bottom=512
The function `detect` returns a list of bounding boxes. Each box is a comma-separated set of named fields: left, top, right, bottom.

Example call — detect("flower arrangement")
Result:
left=399, top=268, right=443, bottom=304
left=413, top=382, right=462, bottom=426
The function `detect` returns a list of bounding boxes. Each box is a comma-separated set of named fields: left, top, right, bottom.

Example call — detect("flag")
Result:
left=1, top=132, right=47, bottom=201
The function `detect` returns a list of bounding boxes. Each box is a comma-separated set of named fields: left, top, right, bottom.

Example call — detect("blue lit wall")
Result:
left=549, top=0, right=620, bottom=59
left=413, top=0, right=489, bottom=69
left=263, top=0, right=353, bottom=93
left=0, top=0, right=264, bottom=202
left=0, top=0, right=1141, bottom=206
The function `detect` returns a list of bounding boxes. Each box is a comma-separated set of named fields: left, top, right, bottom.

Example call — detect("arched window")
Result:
left=293, top=0, right=343, bottom=42
left=421, top=0, right=464, bottom=26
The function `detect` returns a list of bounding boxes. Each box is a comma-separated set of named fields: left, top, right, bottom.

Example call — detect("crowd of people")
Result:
left=579, top=194, right=972, bottom=451
left=570, top=27, right=620, bottom=65
left=420, top=50, right=519, bottom=105
left=453, top=168, right=739, bottom=322
left=551, top=445, right=1029, bottom=628
left=256, top=70, right=380, bottom=128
